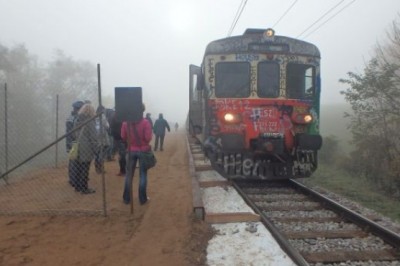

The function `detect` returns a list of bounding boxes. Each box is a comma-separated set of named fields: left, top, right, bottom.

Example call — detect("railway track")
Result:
left=232, top=179, right=400, bottom=265
left=188, top=136, right=400, bottom=265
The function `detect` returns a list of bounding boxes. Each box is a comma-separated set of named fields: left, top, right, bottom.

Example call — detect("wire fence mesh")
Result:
left=0, top=68, right=110, bottom=216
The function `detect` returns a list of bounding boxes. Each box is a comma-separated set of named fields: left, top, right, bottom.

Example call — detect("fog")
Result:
left=0, top=0, right=399, bottom=124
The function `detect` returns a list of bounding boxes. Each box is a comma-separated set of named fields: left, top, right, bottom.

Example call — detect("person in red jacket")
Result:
left=121, top=104, right=152, bottom=205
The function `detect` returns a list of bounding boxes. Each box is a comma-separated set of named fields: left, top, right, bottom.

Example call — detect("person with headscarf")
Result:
left=72, top=103, right=98, bottom=194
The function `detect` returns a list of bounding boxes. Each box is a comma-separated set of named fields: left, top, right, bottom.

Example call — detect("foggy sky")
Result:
left=0, top=0, right=399, bottom=123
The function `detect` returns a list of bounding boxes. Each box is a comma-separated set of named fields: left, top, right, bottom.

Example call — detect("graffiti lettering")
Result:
left=253, top=121, right=278, bottom=132
left=249, top=108, right=278, bottom=120
left=207, top=58, right=215, bottom=85
left=250, top=65, right=257, bottom=97
left=213, top=99, right=251, bottom=111
left=235, top=54, right=259, bottom=61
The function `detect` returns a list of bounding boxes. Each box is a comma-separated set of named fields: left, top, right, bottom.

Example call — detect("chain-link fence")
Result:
left=0, top=66, right=110, bottom=216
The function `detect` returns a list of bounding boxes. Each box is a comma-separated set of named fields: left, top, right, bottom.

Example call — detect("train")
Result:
left=188, top=28, right=322, bottom=179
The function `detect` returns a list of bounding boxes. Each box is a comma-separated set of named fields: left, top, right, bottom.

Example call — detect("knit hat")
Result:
left=72, top=101, right=84, bottom=110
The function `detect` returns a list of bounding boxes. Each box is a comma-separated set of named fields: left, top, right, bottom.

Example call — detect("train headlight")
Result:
left=264, top=28, right=275, bottom=37
left=304, top=114, right=313, bottom=123
left=294, top=114, right=313, bottom=124
left=223, top=113, right=241, bottom=124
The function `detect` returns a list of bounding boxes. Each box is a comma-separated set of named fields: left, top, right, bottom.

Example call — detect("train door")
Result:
left=189, top=64, right=204, bottom=137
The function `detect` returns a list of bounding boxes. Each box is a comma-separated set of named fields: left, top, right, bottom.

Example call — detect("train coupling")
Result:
left=251, top=133, right=285, bottom=154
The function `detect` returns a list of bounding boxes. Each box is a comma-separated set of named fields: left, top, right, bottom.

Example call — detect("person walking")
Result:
left=121, top=104, right=152, bottom=205
left=153, top=113, right=170, bottom=151
left=145, top=113, right=153, bottom=129
left=66, top=100, right=84, bottom=188
left=174, top=122, right=179, bottom=132
left=72, top=103, right=98, bottom=194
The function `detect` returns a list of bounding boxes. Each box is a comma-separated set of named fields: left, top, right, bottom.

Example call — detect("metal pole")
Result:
left=4, top=83, right=9, bottom=184
left=55, top=94, right=59, bottom=168
left=97, top=64, right=107, bottom=217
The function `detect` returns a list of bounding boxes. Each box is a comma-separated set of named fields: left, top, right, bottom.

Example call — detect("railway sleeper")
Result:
left=284, top=229, right=368, bottom=239
left=301, top=249, right=400, bottom=263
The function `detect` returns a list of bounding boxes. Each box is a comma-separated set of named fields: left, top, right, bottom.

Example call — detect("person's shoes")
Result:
left=160, top=148, right=163, bottom=151
left=117, top=172, right=125, bottom=176
left=81, top=188, right=96, bottom=194
left=140, top=197, right=150, bottom=205
left=123, top=199, right=130, bottom=204
left=68, top=181, right=76, bottom=188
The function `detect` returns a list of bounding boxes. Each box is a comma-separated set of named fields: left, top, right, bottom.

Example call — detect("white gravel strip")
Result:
left=201, top=171, right=296, bottom=265
left=207, top=222, right=296, bottom=266
left=202, top=186, right=254, bottom=213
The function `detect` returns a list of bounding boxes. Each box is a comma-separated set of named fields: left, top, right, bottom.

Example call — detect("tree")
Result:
left=339, top=15, right=400, bottom=194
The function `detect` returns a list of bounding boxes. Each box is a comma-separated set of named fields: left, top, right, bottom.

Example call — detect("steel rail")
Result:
left=289, top=179, right=400, bottom=248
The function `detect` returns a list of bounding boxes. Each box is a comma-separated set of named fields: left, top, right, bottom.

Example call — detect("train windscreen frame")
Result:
left=286, top=63, right=315, bottom=100
left=215, top=62, right=251, bottom=98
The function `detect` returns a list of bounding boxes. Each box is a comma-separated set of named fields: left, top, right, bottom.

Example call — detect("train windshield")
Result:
left=286, top=63, right=315, bottom=100
left=215, top=62, right=250, bottom=98
left=257, top=61, right=280, bottom=98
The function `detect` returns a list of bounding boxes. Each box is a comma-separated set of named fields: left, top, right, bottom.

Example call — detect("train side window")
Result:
left=257, top=61, right=279, bottom=98
left=286, top=63, right=315, bottom=100
left=192, top=75, right=198, bottom=101
left=215, top=62, right=250, bottom=98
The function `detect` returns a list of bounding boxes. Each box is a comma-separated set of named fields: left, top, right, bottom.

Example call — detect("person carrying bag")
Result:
left=121, top=105, right=153, bottom=207
left=69, top=129, right=83, bottom=161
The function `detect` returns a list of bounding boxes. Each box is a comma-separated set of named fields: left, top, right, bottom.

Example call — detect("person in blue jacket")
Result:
left=153, top=113, right=170, bottom=151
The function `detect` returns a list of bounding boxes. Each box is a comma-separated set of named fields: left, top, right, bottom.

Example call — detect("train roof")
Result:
left=204, top=28, right=320, bottom=58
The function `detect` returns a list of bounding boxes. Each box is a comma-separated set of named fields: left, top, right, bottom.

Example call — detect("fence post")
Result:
left=55, top=94, right=59, bottom=168
left=3, top=83, right=9, bottom=184
left=97, top=64, right=107, bottom=217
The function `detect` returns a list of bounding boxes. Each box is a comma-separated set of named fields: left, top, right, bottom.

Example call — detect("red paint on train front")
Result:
left=208, top=98, right=312, bottom=151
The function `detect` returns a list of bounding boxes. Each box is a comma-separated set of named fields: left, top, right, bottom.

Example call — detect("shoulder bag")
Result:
left=132, top=123, right=157, bottom=170
left=69, top=127, right=84, bottom=160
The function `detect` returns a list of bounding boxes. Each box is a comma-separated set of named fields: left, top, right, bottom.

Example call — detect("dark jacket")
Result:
left=153, top=115, right=170, bottom=136
left=145, top=114, right=153, bottom=129
left=66, top=110, right=78, bottom=152
left=110, top=115, right=123, bottom=141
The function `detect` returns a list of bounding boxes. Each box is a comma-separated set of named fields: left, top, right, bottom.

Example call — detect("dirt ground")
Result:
left=0, top=131, right=214, bottom=266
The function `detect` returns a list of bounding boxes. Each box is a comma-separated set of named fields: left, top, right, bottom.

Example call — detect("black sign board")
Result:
left=115, top=87, right=143, bottom=122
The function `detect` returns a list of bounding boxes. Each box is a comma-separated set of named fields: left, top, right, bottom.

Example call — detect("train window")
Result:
left=215, top=62, right=250, bottom=98
left=257, top=61, right=279, bottom=98
left=192, top=75, right=198, bottom=101
left=286, top=63, right=315, bottom=100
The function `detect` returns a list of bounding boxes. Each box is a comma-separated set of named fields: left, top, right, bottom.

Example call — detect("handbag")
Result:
left=68, top=142, right=79, bottom=160
left=140, top=151, right=157, bottom=170
left=132, top=122, right=157, bottom=170
left=68, top=127, right=84, bottom=160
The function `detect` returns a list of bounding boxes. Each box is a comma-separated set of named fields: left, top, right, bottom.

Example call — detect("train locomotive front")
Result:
left=188, top=29, right=322, bottom=179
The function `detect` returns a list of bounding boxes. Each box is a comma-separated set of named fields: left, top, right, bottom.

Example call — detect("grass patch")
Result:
left=305, top=164, right=400, bottom=222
